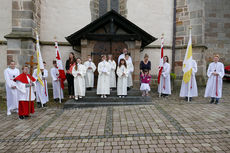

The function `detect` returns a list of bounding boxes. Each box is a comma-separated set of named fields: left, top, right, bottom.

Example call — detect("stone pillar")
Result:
left=4, top=0, right=41, bottom=70
left=130, top=40, right=141, bottom=88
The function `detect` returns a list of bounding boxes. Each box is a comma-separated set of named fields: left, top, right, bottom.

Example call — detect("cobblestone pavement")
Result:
left=0, top=82, right=230, bottom=153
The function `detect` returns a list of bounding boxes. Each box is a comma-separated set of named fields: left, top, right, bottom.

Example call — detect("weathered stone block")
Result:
left=12, top=27, right=32, bottom=32
left=7, top=39, right=21, bottom=49
left=7, top=50, right=20, bottom=55
left=23, top=1, right=33, bottom=11
left=12, top=10, right=33, bottom=19
left=7, top=55, right=13, bottom=65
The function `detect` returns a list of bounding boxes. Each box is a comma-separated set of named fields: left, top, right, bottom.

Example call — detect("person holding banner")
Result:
left=158, top=56, right=171, bottom=97
left=204, top=55, right=225, bottom=104
left=51, top=60, right=64, bottom=102
left=14, top=65, right=36, bottom=119
left=180, top=60, right=198, bottom=101
left=33, top=61, right=49, bottom=107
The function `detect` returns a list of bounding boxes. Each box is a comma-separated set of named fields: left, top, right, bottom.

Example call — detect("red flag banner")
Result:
left=158, top=35, right=164, bottom=84
left=55, top=41, right=66, bottom=89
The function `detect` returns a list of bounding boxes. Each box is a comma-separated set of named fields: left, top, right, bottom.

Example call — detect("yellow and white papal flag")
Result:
left=182, top=28, right=193, bottom=84
left=35, top=31, right=44, bottom=86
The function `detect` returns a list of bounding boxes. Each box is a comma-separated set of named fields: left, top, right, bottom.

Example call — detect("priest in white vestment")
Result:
left=108, top=54, right=116, bottom=89
left=118, top=48, right=132, bottom=64
left=84, top=55, right=96, bottom=90
left=51, top=60, right=64, bottom=102
left=204, top=55, right=225, bottom=104
left=33, top=62, right=49, bottom=107
left=158, top=56, right=171, bottom=96
left=180, top=60, right=198, bottom=101
left=125, top=54, right=134, bottom=88
left=4, top=61, right=20, bottom=115
left=72, top=58, right=87, bottom=100
left=97, top=55, right=111, bottom=98
left=117, top=59, right=129, bottom=98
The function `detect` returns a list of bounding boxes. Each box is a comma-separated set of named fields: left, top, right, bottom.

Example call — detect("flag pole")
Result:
left=187, top=27, right=192, bottom=102
left=54, top=37, right=62, bottom=104
left=159, top=33, right=164, bottom=98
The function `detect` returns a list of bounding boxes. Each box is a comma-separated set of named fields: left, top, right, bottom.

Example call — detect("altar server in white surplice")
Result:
left=158, top=56, right=171, bottom=97
left=180, top=60, right=198, bottom=101
left=204, top=55, right=225, bottom=104
left=50, top=60, right=64, bottom=102
left=118, top=48, right=132, bottom=64
left=108, top=54, right=116, bottom=89
left=84, top=55, right=96, bottom=90
left=117, top=59, right=129, bottom=98
left=33, top=62, right=49, bottom=107
left=72, top=58, right=87, bottom=100
left=4, top=61, right=20, bottom=115
left=125, top=54, right=134, bottom=89
left=97, top=55, right=111, bottom=98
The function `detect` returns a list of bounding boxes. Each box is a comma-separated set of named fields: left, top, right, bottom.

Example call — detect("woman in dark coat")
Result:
left=140, top=54, right=151, bottom=75
left=65, top=52, right=76, bottom=98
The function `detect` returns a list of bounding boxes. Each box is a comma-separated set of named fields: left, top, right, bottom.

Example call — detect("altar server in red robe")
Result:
left=14, top=65, right=36, bottom=119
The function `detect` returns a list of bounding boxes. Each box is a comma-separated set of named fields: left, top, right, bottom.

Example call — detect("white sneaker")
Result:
left=75, top=97, right=78, bottom=100
left=79, top=96, right=82, bottom=99
left=7, top=111, right=11, bottom=116
left=104, top=95, right=107, bottom=98
left=119, top=96, right=122, bottom=98
left=101, top=95, right=104, bottom=98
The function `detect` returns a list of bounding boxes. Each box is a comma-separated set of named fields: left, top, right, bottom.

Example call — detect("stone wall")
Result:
left=4, top=0, right=42, bottom=72
left=204, top=0, right=230, bottom=65
left=174, top=0, right=230, bottom=85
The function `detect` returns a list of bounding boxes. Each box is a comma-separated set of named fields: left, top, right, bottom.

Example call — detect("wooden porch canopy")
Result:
left=66, top=10, right=157, bottom=50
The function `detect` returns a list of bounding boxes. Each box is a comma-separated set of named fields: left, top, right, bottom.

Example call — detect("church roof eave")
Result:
left=66, top=10, right=157, bottom=49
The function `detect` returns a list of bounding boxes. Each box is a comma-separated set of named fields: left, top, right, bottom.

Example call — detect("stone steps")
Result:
left=64, top=89, right=152, bottom=108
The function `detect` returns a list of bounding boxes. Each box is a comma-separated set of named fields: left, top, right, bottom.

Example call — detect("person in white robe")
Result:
left=117, top=59, right=129, bottom=98
left=118, top=48, right=132, bottom=64
left=97, top=55, right=111, bottom=98
left=50, top=60, right=64, bottom=102
left=180, top=60, right=198, bottom=101
left=158, top=56, right=171, bottom=97
left=204, top=55, right=225, bottom=104
left=125, top=54, right=134, bottom=89
left=108, top=54, right=116, bottom=89
left=84, top=55, right=96, bottom=90
left=72, top=58, right=87, bottom=100
left=33, top=62, right=49, bottom=107
left=4, top=61, right=20, bottom=115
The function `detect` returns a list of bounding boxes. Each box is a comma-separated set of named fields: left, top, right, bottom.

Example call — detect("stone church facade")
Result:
left=0, top=0, right=229, bottom=87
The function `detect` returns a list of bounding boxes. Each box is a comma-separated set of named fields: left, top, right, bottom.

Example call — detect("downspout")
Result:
left=172, top=0, right=177, bottom=73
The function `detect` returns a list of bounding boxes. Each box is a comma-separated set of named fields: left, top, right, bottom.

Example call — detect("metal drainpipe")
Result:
left=172, top=0, right=177, bottom=73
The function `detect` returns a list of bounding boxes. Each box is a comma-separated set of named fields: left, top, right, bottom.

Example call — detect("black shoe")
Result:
left=19, top=116, right=24, bottom=119
left=127, top=87, right=130, bottom=91
left=24, top=115, right=30, bottom=118
left=210, top=99, right=215, bottom=104
left=185, top=97, right=188, bottom=101
left=37, top=102, right=42, bottom=108
left=43, top=104, right=47, bottom=107
left=215, top=100, right=219, bottom=104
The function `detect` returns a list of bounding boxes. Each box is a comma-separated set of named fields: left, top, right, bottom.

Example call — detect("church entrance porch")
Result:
left=66, top=10, right=156, bottom=88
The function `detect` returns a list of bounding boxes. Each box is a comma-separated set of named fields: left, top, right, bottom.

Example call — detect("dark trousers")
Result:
left=66, top=73, right=74, bottom=95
